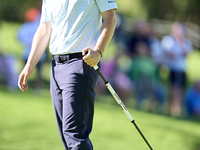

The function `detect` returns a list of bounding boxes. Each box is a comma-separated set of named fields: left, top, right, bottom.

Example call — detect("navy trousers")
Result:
left=50, top=55, right=99, bottom=150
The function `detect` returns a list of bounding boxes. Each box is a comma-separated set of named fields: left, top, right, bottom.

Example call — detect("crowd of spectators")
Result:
left=95, top=15, right=200, bottom=119
left=0, top=4, right=47, bottom=92
left=0, top=11, right=199, bottom=119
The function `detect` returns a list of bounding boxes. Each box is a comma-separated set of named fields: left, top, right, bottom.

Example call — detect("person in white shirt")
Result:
left=18, top=0, right=117, bottom=149
left=161, top=22, right=193, bottom=117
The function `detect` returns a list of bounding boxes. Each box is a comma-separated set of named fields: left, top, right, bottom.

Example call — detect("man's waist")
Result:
left=52, top=52, right=83, bottom=63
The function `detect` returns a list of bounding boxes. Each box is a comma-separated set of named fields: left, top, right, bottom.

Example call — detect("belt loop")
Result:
left=58, top=55, right=61, bottom=62
left=67, top=55, right=70, bottom=61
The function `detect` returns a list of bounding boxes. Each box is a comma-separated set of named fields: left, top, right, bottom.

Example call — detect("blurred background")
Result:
left=0, top=0, right=200, bottom=150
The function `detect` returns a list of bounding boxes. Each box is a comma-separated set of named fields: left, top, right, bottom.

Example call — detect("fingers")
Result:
left=18, top=74, right=28, bottom=92
left=18, top=64, right=34, bottom=92
left=84, top=58, right=97, bottom=67
left=18, top=72, right=29, bottom=92
left=18, top=74, right=23, bottom=91
left=22, top=74, right=29, bottom=90
left=82, top=48, right=101, bottom=67
left=82, top=47, right=90, bottom=57
left=82, top=48, right=90, bottom=61
left=18, top=74, right=26, bottom=92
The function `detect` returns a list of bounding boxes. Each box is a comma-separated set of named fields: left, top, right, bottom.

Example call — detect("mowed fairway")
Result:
left=0, top=89, right=200, bottom=150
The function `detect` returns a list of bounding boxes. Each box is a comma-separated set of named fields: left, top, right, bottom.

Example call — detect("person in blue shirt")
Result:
left=185, top=81, right=200, bottom=118
left=18, top=7, right=47, bottom=89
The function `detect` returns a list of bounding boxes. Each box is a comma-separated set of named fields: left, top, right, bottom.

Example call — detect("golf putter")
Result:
left=94, top=65, right=153, bottom=150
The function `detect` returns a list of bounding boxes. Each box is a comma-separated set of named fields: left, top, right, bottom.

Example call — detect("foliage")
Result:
left=140, top=0, right=200, bottom=25
left=0, top=0, right=200, bottom=25
left=0, top=0, right=41, bottom=22
left=116, top=0, right=147, bottom=19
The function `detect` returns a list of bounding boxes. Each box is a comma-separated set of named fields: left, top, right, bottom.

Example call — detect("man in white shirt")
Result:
left=18, top=0, right=117, bottom=149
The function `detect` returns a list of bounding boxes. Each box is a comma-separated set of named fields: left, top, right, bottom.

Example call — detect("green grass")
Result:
left=0, top=89, right=200, bottom=150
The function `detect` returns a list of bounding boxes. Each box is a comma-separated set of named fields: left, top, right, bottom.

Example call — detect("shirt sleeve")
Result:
left=96, top=0, right=118, bottom=13
left=185, top=39, right=193, bottom=53
left=40, top=0, right=50, bottom=23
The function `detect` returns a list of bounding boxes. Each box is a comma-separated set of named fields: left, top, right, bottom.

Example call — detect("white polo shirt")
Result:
left=41, top=0, right=117, bottom=55
left=161, top=35, right=193, bottom=71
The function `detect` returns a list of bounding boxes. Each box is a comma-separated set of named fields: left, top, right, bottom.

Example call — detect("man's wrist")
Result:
left=25, top=62, right=35, bottom=70
left=96, top=49, right=102, bottom=57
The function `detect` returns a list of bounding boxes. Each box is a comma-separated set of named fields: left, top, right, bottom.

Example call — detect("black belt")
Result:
left=52, top=52, right=83, bottom=63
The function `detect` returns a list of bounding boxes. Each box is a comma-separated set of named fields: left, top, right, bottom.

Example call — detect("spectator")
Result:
left=185, top=81, right=200, bottom=118
left=0, top=52, right=9, bottom=86
left=0, top=21, right=18, bottom=90
left=128, top=42, right=166, bottom=112
left=161, top=22, right=193, bottom=117
left=147, top=24, right=165, bottom=66
left=126, top=20, right=151, bottom=58
left=95, top=51, right=133, bottom=103
left=17, top=7, right=47, bottom=89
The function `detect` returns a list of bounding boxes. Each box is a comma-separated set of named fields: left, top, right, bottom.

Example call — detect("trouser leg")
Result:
left=50, top=60, right=69, bottom=150
left=50, top=58, right=99, bottom=150
left=61, top=78, right=94, bottom=150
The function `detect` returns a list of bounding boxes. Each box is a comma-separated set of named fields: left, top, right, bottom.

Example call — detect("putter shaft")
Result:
left=94, top=65, right=153, bottom=150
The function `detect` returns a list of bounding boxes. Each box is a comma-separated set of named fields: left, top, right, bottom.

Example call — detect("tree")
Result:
left=0, top=0, right=41, bottom=22
left=141, top=0, right=200, bottom=25
left=0, top=0, right=200, bottom=25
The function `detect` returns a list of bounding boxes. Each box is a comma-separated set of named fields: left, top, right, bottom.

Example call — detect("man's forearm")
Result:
left=26, top=22, right=52, bottom=68
left=95, top=10, right=117, bottom=54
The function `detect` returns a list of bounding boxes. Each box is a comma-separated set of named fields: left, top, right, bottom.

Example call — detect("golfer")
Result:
left=18, top=0, right=117, bottom=150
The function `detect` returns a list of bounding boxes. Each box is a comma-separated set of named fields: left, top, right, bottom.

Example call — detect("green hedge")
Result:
left=1, top=0, right=200, bottom=25
left=0, top=0, right=41, bottom=22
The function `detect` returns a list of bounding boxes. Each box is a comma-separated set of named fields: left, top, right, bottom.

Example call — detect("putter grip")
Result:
left=93, top=65, right=99, bottom=70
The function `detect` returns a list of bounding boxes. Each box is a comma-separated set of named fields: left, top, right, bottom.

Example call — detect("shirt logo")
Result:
left=108, top=0, right=116, bottom=3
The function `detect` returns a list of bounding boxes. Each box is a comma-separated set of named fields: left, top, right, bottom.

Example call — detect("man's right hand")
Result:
left=18, top=64, right=34, bottom=92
